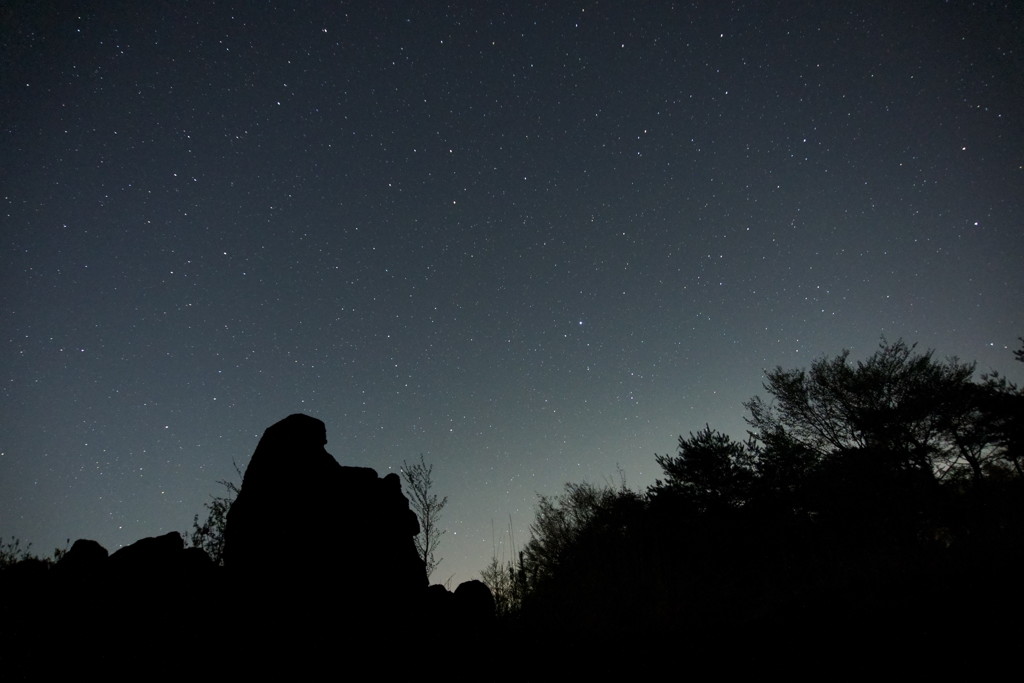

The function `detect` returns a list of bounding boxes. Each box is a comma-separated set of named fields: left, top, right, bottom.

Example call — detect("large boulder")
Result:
left=55, top=538, right=109, bottom=574
left=224, top=414, right=426, bottom=625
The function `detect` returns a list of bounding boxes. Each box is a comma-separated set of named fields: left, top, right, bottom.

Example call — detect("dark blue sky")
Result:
left=3, top=1, right=1022, bottom=583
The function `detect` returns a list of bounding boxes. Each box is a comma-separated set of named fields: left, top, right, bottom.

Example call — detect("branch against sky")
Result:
left=401, top=455, right=448, bottom=581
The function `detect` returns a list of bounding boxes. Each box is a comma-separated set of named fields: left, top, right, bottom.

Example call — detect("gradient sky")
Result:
left=3, top=1, right=1022, bottom=584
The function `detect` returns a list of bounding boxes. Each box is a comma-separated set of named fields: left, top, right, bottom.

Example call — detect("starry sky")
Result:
left=2, top=1, right=1022, bottom=584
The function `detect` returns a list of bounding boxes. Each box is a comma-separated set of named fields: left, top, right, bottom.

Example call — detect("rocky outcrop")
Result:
left=454, top=578, right=497, bottom=623
left=2, top=533, right=219, bottom=677
left=3, top=414, right=496, bottom=672
left=223, top=413, right=426, bottom=628
left=55, top=538, right=108, bottom=573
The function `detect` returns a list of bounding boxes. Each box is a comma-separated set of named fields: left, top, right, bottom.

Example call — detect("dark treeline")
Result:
left=3, top=338, right=1022, bottom=670
left=487, top=339, right=1024, bottom=660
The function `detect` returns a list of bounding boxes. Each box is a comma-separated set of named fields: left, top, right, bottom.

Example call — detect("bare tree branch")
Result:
left=401, top=454, right=447, bottom=580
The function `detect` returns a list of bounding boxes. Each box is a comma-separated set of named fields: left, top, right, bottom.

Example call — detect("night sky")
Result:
left=3, top=1, right=1022, bottom=584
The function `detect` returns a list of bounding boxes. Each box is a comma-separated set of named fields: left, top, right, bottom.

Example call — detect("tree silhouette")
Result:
left=188, top=462, right=241, bottom=565
left=652, top=425, right=757, bottom=510
left=480, top=554, right=524, bottom=617
left=520, top=476, right=644, bottom=604
left=401, top=454, right=447, bottom=581
left=745, top=338, right=991, bottom=478
left=497, top=338, right=1024, bottom=655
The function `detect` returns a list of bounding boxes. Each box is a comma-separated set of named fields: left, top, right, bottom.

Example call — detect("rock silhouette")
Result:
left=224, top=413, right=427, bottom=632
left=2, top=531, right=219, bottom=677
left=2, top=415, right=496, bottom=672
left=55, top=538, right=108, bottom=573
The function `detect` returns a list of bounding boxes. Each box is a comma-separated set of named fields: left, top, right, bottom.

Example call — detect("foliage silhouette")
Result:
left=0, top=536, right=35, bottom=569
left=744, top=338, right=1003, bottom=479
left=0, top=536, right=68, bottom=569
left=651, top=425, right=758, bottom=510
left=975, top=339, right=1024, bottom=476
left=188, top=462, right=241, bottom=566
left=506, top=338, right=1024, bottom=652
